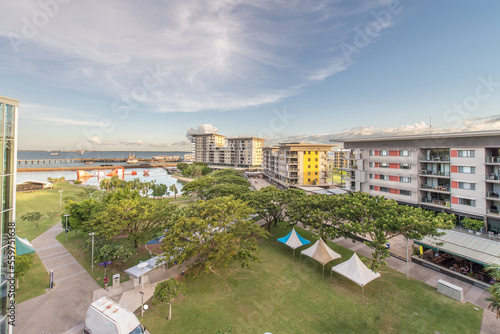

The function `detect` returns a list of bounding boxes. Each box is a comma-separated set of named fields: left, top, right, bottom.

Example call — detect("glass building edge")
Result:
left=0, top=96, right=18, bottom=334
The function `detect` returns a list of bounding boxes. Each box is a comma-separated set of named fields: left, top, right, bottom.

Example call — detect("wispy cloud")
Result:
left=21, top=103, right=104, bottom=126
left=0, top=0, right=404, bottom=113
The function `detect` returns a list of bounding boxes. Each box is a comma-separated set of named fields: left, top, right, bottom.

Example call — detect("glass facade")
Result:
left=0, top=96, right=17, bottom=334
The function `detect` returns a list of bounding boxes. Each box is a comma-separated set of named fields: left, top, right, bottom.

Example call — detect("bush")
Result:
left=96, top=242, right=135, bottom=266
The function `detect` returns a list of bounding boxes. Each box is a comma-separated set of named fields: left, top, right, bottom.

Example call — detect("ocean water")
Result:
left=17, top=151, right=189, bottom=189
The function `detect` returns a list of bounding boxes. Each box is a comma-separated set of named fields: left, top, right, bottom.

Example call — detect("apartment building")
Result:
left=190, top=133, right=264, bottom=168
left=262, top=143, right=334, bottom=187
left=336, top=131, right=500, bottom=233
left=0, top=96, right=18, bottom=334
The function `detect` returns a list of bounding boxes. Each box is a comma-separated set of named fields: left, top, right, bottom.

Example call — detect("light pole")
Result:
left=137, top=262, right=148, bottom=317
left=89, top=232, right=95, bottom=270
left=64, top=214, right=70, bottom=245
left=59, top=190, right=63, bottom=212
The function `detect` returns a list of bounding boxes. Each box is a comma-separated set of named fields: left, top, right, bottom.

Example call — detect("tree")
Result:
left=161, top=197, right=269, bottom=274
left=151, top=183, right=168, bottom=197
left=64, top=199, right=101, bottom=233
left=181, top=176, right=216, bottom=200
left=169, top=184, right=179, bottom=199
left=245, top=186, right=305, bottom=231
left=20, top=212, right=45, bottom=229
left=15, top=254, right=34, bottom=289
left=153, top=279, right=186, bottom=320
left=462, top=217, right=484, bottom=232
left=204, top=183, right=250, bottom=201
left=287, top=194, right=351, bottom=241
left=176, top=162, right=189, bottom=172
left=485, top=264, right=500, bottom=318
left=96, top=242, right=135, bottom=266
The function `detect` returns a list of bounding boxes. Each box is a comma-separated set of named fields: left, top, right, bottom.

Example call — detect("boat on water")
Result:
left=143, top=170, right=150, bottom=176
left=126, top=153, right=139, bottom=164
left=49, top=153, right=59, bottom=156
left=84, top=162, right=93, bottom=165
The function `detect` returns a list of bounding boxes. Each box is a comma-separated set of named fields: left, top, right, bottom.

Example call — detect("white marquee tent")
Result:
left=331, top=253, right=381, bottom=302
left=300, top=238, right=341, bottom=277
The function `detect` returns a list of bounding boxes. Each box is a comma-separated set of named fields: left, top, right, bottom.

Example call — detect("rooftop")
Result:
left=331, top=130, right=500, bottom=143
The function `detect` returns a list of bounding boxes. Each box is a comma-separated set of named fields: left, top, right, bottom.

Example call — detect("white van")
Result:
left=84, top=297, right=147, bottom=334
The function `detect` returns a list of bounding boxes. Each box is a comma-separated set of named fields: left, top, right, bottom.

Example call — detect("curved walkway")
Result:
left=17, top=224, right=100, bottom=334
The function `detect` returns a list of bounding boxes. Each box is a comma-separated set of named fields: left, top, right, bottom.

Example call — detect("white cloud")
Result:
left=187, top=124, right=219, bottom=135
left=0, top=0, right=403, bottom=112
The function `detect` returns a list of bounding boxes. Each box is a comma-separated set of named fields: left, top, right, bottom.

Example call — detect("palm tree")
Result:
left=169, top=184, right=178, bottom=199
left=485, top=264, right=500, bottom=318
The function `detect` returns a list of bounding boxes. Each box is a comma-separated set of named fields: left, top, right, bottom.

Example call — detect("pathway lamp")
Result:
left=137, top=262, right=148, bottom=317
left=63, top=214, right=70, bottom=245
left=89, top=232, right=95, bottom=270
left=59, top=190, right=63, bottom=212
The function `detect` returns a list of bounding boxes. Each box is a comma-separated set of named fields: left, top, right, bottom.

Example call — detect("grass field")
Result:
left=15, top=254, right=48, bottom=303
left=55, top=231, right=152, bottom=287
left=141, top=222, right=483, bottom=334
left=16, top=182, right=100, bottom=240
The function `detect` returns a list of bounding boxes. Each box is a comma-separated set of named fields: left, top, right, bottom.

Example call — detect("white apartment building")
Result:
left=336, top=131, right=500, bottom=233
left=262, top=143, right=334, bottom=187
left=190, top=133, right=264, bottom=168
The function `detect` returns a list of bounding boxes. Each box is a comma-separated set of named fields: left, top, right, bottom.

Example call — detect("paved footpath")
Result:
left=17, top=224, right=100, bottom=334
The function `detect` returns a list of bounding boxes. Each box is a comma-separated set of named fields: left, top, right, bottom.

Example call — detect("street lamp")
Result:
left=59, top=190, right=63, bottom=212
left=89, top=232, right=95, bottom=270
left=63, top=214, right=70, bottom=245
left=137, top=262, right=148, bottom=317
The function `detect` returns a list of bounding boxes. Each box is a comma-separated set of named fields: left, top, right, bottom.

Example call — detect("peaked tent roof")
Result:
left=331, top=253, right=380, bottom=287
left=16, top=236, right=35, bottom=256
left=277, top=228, right=311, bottom=250
left=301, top=238, right=341, bottom=265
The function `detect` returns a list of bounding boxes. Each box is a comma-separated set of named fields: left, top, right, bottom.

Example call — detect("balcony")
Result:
left=486, top=191, right=500, bottom=199
left=485, top=156, right=500, bottom=164
left=420, top=184, right=450, bottom=192
left=420, top=170, right=450, bottom=177
left=420, top=156, right=450, bottom=162
left=486, top=174, right=500, bottom=181
left=487, top=209, right=500, bottom=217
left=421, top=198, right=451, bottom=207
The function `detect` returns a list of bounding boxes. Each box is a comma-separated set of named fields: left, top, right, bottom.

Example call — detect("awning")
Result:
left=16, top=236, right=35, bottom=256
left=415, top=229, right=500, bottom=266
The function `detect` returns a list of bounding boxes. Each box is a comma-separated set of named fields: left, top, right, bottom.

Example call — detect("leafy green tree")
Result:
left=161, top=197, right=268, bottom=274
left=15, top=254, right=34, bottom=289
left=64, top=199, right=101, bottom=233
left=245, top=186, right=305, bottom=231
left=205, top=183, right=250, bottom=201
left=176, top=162, right=189, bottom=171
left=151, top=183, right=168, bottom=197
left=20, top=211, right=45, bottom=229
left=153, top=279, right=187, bottom=320
left=485, top=264, right=500, bottom=318
left=181, top=176, right=216, bottom=199
left=96, top=242, right=135, bottom=266
left=169, top=184, right=179, bottom=199
left=461, top=217, right=484, bottom=232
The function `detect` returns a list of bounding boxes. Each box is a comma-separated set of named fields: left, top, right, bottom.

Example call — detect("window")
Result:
left=458, top=166, right=475, bottom=174
left=380, top=162, right=389, bottom=168
left=315, top=158, right=318, bottom=162
left=400, top=163, right=411, bottom=170
left=308, top=165, right=310, bottom=168
left=400, top=150, right=410, bottom=156
left=369, top=174, right=374, bottom=179
left=400, top=177, right=411, bottom=183
left=380, top=187, right=390, bottom=193
left=380, top=150, right=389, bottom=156
left=369, top=150, right=375, bottom=156
left=370, top=185, right=375, bottom=190
left=308, top=178, right=311, bottom=182
left=315, top=172, right=318, bottom=175
left=369, top=162, right=375, bottom=167
left=308, top=158, right=310, bottom=162
left=459, top=182, right=475, bottom=190
left=308, top=172, right=311, bottom=175
left=379, top=174, right=388, bottom=180
left=459, top=198, right=476, bottom=206
left=315, top=151, right=318, bottom=154
left=400, top=190, right=411, bottom=196
left=458, top=150, right=475, bottom=158
left=315, top=165, right=318, bottom=168
left=308, top=151, right=311, bottom=155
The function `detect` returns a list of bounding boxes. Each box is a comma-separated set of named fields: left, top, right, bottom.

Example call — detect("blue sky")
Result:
left=1, top=0, right=499, bottom=150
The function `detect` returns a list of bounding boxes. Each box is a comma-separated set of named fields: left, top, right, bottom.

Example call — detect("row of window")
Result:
left=369, top=185, right=412, bottom=196
left=369, top=174, right=411, bottom=183
left=457, top=150, right=475, bottom=157
left=305, top=151, right=319, bottom=155
left=307, top=158, right=318, bottom=162
left=369, top=150, right=411, bottom=156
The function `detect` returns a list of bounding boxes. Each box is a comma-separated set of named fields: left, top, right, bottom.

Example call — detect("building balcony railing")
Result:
left=421, top=198, right=451, bottom=207
left=486, top=174, right=500, bottom=181
left=420, top=170, right=450, bottom=177
left=485, top=156, right=500, bottom=164
left=486, top=191, right=500, bottom=199
left=420, top=185, right=450, bottom=192
left=487, top=209, right=500, bottom=217
left=420, top=156, right=450, bottom=162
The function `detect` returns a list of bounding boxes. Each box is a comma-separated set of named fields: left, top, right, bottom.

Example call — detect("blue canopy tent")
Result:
left=277, top=228, right=311, bottom=260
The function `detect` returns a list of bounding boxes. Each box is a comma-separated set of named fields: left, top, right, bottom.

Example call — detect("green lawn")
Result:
left=15, top=254, right=48, bottom=304
left=141, top=222, right=483, bottom=334
left=16, top=183, right=100, bottom=240
left=55, top=231, right=152, bottom=287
